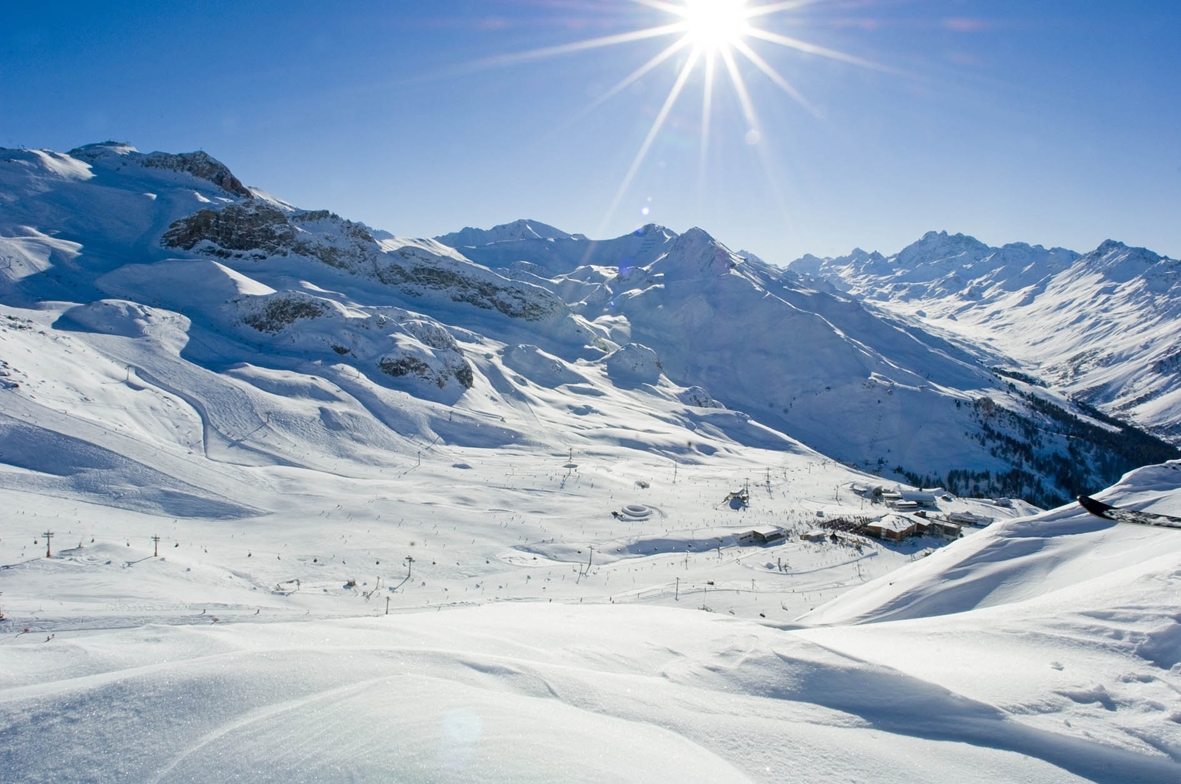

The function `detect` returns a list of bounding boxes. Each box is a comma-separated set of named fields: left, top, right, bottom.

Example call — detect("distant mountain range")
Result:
left=1, top=144, right=1176, bottom=508
left=790, top=231, right=1181, bottom=442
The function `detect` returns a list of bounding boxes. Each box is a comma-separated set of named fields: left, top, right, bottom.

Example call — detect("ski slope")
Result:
left=1, top=144, right=1180, bottom=781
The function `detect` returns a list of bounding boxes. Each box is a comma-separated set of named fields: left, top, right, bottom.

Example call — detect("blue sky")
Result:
left=2, top=1, right=1179, bottom=262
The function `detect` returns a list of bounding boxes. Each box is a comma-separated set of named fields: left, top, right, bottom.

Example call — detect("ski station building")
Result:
left=864, top=514, right=920, bottom=542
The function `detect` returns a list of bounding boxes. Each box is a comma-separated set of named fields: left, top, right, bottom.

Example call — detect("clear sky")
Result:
left=2, top=1, right=1179, bottom=262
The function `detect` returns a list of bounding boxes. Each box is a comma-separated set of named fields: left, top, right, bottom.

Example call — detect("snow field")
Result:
left=3, top=145, right=1181, bottom=781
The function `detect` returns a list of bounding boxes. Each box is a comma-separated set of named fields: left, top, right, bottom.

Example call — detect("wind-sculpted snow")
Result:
left=793, top=462, right=1181, bottom=775
left=0, top=228, right=82, bottom=293
left=3, top=602, right=1178, bottom=782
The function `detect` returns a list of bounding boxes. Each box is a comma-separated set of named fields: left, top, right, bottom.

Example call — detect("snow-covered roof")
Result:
left=868, top=514, right=919, bottom=534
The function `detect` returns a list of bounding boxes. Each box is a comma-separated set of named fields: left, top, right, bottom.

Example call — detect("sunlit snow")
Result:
left=1, top=145, right=1180, bottom=782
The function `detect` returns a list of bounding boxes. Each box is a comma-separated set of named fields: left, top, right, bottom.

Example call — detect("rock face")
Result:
left=374, top=246, right=561, bottom=322
left=162, top=205, right=569, bottom=324
left=140, top=151, right=252, bottom=198
left=241, top=294, right=331, bottom=333
left=164, top=203, right=304, bottom=259
left=68, top=144, right=251, bottom=198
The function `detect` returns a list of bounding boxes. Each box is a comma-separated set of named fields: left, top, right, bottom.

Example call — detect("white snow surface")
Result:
left=1, top=147, right=1180, bottom=781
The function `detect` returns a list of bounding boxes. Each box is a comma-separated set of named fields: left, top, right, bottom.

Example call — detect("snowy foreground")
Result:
left=3, top=446, right=1181, bottom=782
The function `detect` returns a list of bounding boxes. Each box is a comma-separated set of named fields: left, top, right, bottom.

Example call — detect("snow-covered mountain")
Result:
left=1, top=143, right=1175, bottom=508
left=435, top=218, right=582, bottom=248
left=435, top=220, right=1178, bottom=506
left=4, top=144, right=1181, bottom=781
left=792, top=231, right=1181, bottom=443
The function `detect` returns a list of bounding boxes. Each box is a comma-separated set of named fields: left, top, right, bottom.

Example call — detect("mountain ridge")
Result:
left=2, top=144, right=1177, bottom=507
left=789, top=230, right=1181, bottom=442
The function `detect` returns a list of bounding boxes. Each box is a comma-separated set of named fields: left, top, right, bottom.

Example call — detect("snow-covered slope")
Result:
left=792, top=231, right=1181, bottom=443
left=3, top=144, right=1181, bottom=781
left=441, top=220, right=1178, bottom=506
left=796, top=461, right=1181, bottom=777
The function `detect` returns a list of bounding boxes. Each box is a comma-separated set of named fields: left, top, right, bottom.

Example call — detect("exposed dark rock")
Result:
left=376, top=259, right=558, bottom=322
left=377, top=353, right=474, bottom=390
left=454, top=361, right=475, bottom=389
left=141, top=151, right=252, bottom=197
left=163, top=203, right=295, bottom=258
left=243, top=297, right=329, bottom=333
left=164, top=203, right=562, bottom=325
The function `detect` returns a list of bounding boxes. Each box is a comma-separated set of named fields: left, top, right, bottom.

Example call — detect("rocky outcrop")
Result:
left=141, top=151, right=252, bottom=197
left=678, top=386, right=725, bottom=409
left=66, top=144, right=252, bottom=198
left=162, top=203, right=377, bottom=269
left=164, top=203, right=297, bottom=259
left=376, top=248, right=561, bottom=322
left=242, top=294, right=330, bottom=333
left=232, top=292, right=475, bottom=391
left=162, top=204, right=564, bottom=324
left=378, top=353, right=474, bottom=389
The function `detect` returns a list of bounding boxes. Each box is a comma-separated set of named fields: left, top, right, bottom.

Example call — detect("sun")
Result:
left=680, top=0, right=751, bottom=53
left=460, top=1, right=889, bottom=229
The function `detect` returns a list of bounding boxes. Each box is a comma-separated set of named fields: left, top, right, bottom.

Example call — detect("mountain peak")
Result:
left=677, top=226, right=714, bottom=243
left=66, top=142, right=251, bottom=198
left=1082, top=239, right=1174, bottom=283
left=1095, top=239, right=1128, bottom=254
left=435, top=219, right=574, bottom=248
left=67, top=141, right=139, bottom=159
left=630, top=223, right=677, bottom=239
left=654, top=226, right=739, bottom=279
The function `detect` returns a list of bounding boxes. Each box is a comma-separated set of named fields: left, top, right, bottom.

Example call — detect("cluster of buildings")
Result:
left=737, top=485, right=998, bottom=547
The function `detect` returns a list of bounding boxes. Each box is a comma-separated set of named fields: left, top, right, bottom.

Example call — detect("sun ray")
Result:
left=465, top=22, right=689, bottom=72
left=744, top=0, right=824, bottom=19
left=527, top=35, right=696, bottom=154
left=698, top=49, right=717, bottom=210
left=700, top=49, right=717, bottom=166
left=732, top=39, right=819, bottom=117
left=588, top=36, right=695, bottom=114
left=719, top=47, right=760, bottom=133
left=440, top=0, right=902, bottom=230
left=632, top=0, right=690, bottom=15
left=744, top=27, right=896, bottom=74
left=601, top=48, right=703, bottom=234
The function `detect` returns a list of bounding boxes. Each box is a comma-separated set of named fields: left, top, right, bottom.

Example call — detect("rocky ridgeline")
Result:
left=68, top=144, right=252, bottom=198
left=162, top=203, right=569, bottom=325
